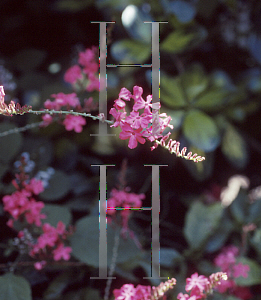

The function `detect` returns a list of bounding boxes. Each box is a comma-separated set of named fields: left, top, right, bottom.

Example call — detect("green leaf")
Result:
left=161, top=30, right=196, bottom=53
left=221, top=124, right=248, bottom=169
left=184, top=201, right=223, bottom=250
left=183, top=109, right=220, bottom=152
left=160, top=74, right=187, bottom=108
left=0, top=162, right=8, bottom=179
left=42, top=204, right=71, bottom=227
left=70, top=216, right=140, bottom=267
left=110, top=39, right=151, bottom=64
left=0, top=273, right=32, bottom=300
left=229, top=189, right=249, bottom=224
left=40, top=170, right=71, bottom=201
left=251, top=229, right=261, bottom=257
left=181, top=143, right=213, bottom=181
left=205, top=217, right=234, bottom=253
left=235, top=257, right=261, bottom=286
left=194, top=88, right=230, bottom=111
left=180, top=64, right=209, bottom=102
left=161, top=26, right=207, bottom=53
left=160, top=248, right=183, bottom=267
left=247, top=200, right=261, bottom=223
left=0, top=123, right=23, bottom=163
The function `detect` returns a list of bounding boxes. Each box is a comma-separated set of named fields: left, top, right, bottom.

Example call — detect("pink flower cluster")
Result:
left=64, top=46, right=99, bottom=92
left=113, top=273, right=226, bottom=300
left=42, top=92, right=97, bottom=132
left=214, top=245, right=252, bottom=299
left=109, top=86, right=173, bottom=149
left=113, top=283, right=152, bottom=300
left=3, top=178, right=45, bottom=227
left=106, top=188, right=145, bottom=235
left=178, top=272, right=228, bottom=300
left=30, top=221, right=72, bottom=269
left=0, top=85, right=32, bottom=116
left=1, top=154, right=72, bottom=269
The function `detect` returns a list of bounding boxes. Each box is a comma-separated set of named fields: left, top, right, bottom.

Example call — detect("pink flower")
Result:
left=24, top=199, right=46, bottom=226
left=113, top=284, right=136, bottom=300
left=177, top=293, right=197, bottom=300
left=119, top=123, right=146, bottom=149
left=83, top=61, right=99, bottom=75
left=53, top=243, right=72, bottom=261
left=86, top=73, right=99, bottom=91
left=64, top=65, right=82, bottom=84
left=233, top=286, right=252, bottom=300
left=109, top=108, right=126, bottom=127
left=125, top=111, right=151, bottom=129
left=185, top=273, right=209, bottom=294
left=233, top=263, right=250, bottom=278
left=41, top=114, right=53, bottom=126
left=119, top=87, right=132, bottom=101
left=25, top=178, right=44, bottom=195
left=34, top=260, right=47, bottom=270
left=78, top=47, right=96, bottom=67
left=51, top=92, right=80, bottom=108
left=63, top=115, right=86, bottom=132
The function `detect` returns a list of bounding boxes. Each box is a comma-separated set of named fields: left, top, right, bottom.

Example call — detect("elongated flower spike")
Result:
left=154, top=132, right=206, bottom=163
left=0, top=86, right=32, bottom=116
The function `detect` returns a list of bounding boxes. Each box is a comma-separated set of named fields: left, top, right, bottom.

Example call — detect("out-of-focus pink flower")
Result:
left=185, top=273, right=209, bottom=294
left=34, top=260, right=47, bottom=270
left=53, top=243, right=72, bottom=261
left=233, top=263, right=250, bottom=278
left=25, top=178, right=44, bottom=195
left=64, top=65, right=82, bottom=84
left=63, top=115, right=86, bottom=132
left=119, top=123, right=146, bottom=149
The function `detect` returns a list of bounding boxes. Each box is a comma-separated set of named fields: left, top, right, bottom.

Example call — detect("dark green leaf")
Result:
left=70, top=216, right=140, bottom=267
left=251, top=229, right=261, bottom=257
left=110, top=39, right=151, bottom=64
left=205, top=217, right=234, bottom=253
left=161, top=26, right=207, bottom=53
left=183, top=109, right=220, bottom=152
left=184, top=201, right=223, bottom=250
left=181, top=143, right=213, bottom=181
left=0, top=123, right=22, bottom=163
left=181, top=64, right=209, bottom=102
left=42, top=204, right=71, bottom=227
left=221, top=124, right=248, bottom=169
left=0, top=273, right=32, bottom=300
left=160, top=75, right=187, bottom=108
left=161, top=30, right=196, bottom=53
left=194, top=88, right=230, bottom=112
left=40, top=170, right=71, bottom=201
left=160, top=248, right=183, bottom=267
left=235, top=257, right=261, bottom=286
left=229, top=189, right=249, bottom=224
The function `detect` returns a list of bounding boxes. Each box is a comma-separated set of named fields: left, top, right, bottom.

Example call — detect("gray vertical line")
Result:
left=104, top=230, right=120, bottom=300
left=90, top=22, right=115, bottom=137
left=151, top=22, right=160, bottom=104
left=90, top=164, right=116, bottom=279
left=143, top=165, right=168, bottom=280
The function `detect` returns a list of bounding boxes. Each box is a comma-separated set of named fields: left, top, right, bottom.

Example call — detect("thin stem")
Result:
left=104, top=230, right=120, bottom=300
left=0, top=121, right=44, bottom=137
left=28, top=109, right=114, bottom=125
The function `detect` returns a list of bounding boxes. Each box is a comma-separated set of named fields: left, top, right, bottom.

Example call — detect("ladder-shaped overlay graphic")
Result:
left=90, top=22, right=168, bottom=281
